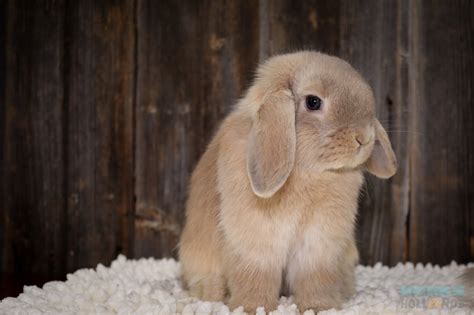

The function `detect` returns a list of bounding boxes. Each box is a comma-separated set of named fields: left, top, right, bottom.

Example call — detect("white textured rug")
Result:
left=0, top=255, right=472, bottom=315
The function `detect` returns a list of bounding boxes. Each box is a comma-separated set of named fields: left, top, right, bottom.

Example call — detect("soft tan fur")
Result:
left=179, top=51, right=397, bottom=313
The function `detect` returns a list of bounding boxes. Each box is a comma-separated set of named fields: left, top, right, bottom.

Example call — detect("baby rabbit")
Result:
left=179, top=51, right=397, bottom=313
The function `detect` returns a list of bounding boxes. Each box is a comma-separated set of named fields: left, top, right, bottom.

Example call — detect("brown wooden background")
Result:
left=1, top=0, right=473, bottom=299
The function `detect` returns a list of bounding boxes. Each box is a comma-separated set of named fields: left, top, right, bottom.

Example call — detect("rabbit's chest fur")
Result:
left=217, top=119, right=363, bottom=269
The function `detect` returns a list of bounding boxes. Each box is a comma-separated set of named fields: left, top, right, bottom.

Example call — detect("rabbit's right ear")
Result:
left=247, top=92, right=296, bottom=198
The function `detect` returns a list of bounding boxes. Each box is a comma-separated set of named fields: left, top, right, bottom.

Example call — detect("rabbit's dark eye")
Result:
left=305, top=95, right=322, bottom=111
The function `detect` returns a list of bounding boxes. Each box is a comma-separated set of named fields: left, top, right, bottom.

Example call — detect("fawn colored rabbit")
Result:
left=179, top=51, right=397, bottom=313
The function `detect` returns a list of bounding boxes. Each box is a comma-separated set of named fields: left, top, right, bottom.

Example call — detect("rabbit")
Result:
left=179, top=51, right=397, bottom=313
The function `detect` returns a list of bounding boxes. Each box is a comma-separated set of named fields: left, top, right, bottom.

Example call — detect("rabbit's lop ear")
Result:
left=366, top=119, right=397, bottom=178
left=247, top=92, right=296, bottom=198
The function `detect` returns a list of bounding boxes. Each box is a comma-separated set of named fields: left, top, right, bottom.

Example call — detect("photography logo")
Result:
left=397, top=285, right=469, bottom=311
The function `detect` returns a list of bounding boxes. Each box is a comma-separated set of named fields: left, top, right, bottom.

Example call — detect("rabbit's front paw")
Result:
left=228, top=297, right=278, bottom=315
left=295, top=298, right=341, bottom=313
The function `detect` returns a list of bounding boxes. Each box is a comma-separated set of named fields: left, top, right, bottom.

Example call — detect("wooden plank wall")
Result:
left=2, top=0, right=67, bottom=296
left=1, top=0, right=473, bottom=298
left=408, top=0, right=473, bottom=264
left=64, top=0, right=135, bottom=272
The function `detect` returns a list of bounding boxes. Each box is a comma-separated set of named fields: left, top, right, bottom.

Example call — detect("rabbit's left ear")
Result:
left=247, top=92, right=296, bottom=198
left=366, top=119, right=397, bottom=178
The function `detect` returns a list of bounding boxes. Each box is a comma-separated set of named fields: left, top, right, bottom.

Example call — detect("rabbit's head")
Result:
left=244, top=51, right=397, bottom=198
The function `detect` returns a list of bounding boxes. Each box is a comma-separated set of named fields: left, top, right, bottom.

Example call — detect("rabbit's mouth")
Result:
left=356, top=138, right=375, bottom=155
left=355, top=139, right=375, bottom=162
left=356, top=135, right=374, bottom=147
left=330, top=140, right=376, bottom=171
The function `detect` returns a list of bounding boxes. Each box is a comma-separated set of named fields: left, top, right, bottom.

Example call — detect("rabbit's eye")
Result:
left=305, top=95, right=322, bottom=111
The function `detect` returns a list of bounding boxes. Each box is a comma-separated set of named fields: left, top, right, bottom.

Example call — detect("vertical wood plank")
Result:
left=2, top=0, right=66, bottom=291
left=409, top=0, right=473, bottom=264
left=64, top=0, right=135, bottom=271
left=0, top=0, right=7, bottom=278
left=339, top=0, right=410, bottom=265
left=0, top=0, right=16, bottom=299
left=134, top=0, right=260, bottom=258
left=260, top=0, right=340, bottom=59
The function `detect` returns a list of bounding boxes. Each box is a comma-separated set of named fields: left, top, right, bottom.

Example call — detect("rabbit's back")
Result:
left=179, top=131, right=226, bottom=301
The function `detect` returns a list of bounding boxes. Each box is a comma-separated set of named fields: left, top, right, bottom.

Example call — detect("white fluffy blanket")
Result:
left=1, top=255, right=472, bottom=314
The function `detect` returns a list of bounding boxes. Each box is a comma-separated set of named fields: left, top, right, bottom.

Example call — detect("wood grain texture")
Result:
left=260, top=0, right=340, bottom=59
left=339, top=0, right=410, bottom=265
left=2, top=0, right=67, bottom=290
left=408, top=0, right=473, bottom=264
left=64, top=0, right=135, bottom=272
left=134, top=0, right=260, bottom=258
left=0, top=0, right=7, bottom=283
left=0, top=0, right=19, bottom=299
